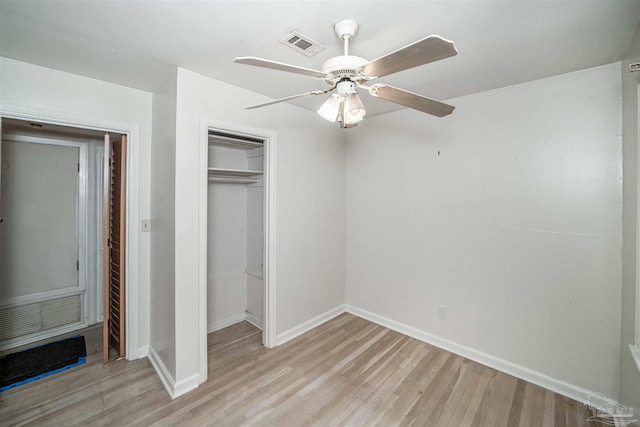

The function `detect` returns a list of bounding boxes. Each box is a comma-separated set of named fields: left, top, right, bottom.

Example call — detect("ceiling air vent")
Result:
left=280, top=31, right=325, bottom=57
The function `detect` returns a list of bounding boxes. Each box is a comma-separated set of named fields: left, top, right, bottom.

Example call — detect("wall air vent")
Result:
left=280, top=31, right=325, bottom=57
left=0, top=295, right=82, bottom=344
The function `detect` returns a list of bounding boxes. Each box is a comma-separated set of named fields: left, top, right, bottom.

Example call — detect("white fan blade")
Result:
left=246, top=90, right=328, bottom=109
left=360, top=35, right=457, bottom=78
left=235, top=57, right=328, bottom=79
left=369, top=84, right=455, bottom=117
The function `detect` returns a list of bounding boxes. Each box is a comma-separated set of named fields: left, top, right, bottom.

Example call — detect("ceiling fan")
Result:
left=234, top=19, right=458, bottom=128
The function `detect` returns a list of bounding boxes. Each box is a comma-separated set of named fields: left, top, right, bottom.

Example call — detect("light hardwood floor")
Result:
left=0, top=313, right=608, bottom=426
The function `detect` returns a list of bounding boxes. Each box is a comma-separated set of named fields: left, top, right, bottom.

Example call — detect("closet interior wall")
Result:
left=207, top=133, right=264, bottom=333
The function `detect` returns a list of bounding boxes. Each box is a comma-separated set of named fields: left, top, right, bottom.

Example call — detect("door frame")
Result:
left=0, top=105, right=142, bottom=360
left=198, top=118, right=277, bottom=382
left=636, top=80, right=640, bottom=347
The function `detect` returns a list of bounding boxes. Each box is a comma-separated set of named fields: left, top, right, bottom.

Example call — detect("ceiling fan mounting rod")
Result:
left=334, top=19, right=359, bottom=57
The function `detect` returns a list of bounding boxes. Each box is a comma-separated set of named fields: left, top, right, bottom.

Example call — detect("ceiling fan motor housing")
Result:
left=322, top=55, right=368, bottom=82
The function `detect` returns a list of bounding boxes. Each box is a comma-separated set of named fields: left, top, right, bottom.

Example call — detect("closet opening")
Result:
left=198, top=120, right=276, bottom=381
left=0, top=118, right=128, bottom=363
left=206, top=130, right=266, bottom=340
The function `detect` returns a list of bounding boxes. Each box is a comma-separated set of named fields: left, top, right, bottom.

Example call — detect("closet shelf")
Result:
left=208, top=167, right=263, bottom=178
left=208, top=134, right=263, bottom=150
left=209, top=177, right=259, bottom=184
left=208, top=168, right=262, bottom=184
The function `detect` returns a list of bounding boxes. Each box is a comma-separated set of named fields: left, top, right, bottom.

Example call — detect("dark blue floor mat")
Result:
left=0, top=335, right=86, bottom=392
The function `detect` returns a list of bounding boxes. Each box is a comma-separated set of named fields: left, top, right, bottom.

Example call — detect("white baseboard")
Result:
left=276, top=305, right=346, bottom=346
left=147, top=344, right=177, bottom=399
left=147, top=344, right=199, bottom=400
left=173, top=373, right=200, bottom=399
left=207, top=312, right=264, bottom=333
left=630, top=345, right=640, bottom=373
left=245, top=312, right=262, bottom=330
left=137, top=345, right=149, bottom=358
left=207, top=313, right=247, bottom=333
left=345, top=304, right=616, bottom=410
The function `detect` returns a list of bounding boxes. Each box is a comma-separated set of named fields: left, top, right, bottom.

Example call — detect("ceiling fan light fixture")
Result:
left=317, top=94, right=341, bottom=122
left=343, top=93, right=366, bottom=124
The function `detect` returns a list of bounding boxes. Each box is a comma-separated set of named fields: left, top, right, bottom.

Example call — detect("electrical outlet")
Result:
left=437, top=304, right=448, bottom=320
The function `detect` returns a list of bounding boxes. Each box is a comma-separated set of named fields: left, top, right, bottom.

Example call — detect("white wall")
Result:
left=149, top=69, right=177, bottom=377
left=0, top=57, right=153, bottom=355
left=346, top=63, right=622, bottom=399
left=174, top=68, right=346, bottom=384
left=207, top=179, right=248, bottom=327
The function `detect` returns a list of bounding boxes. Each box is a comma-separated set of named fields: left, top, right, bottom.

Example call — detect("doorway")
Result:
left=0, top=118, right=127, bottom=361
left=198, top=120, right=277, bottom=381
left=206, top=131, right=264, bottom=336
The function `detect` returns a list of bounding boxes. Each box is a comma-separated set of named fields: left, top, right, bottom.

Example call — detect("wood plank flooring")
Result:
left=0, top=313, right=607, bottom=426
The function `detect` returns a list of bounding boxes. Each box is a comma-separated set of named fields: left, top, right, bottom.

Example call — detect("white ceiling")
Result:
left=1, top=0, right=639, bottom=117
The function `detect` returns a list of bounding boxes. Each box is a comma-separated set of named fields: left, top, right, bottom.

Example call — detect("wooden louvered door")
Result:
left=103, top=133, right=126, bottom=363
